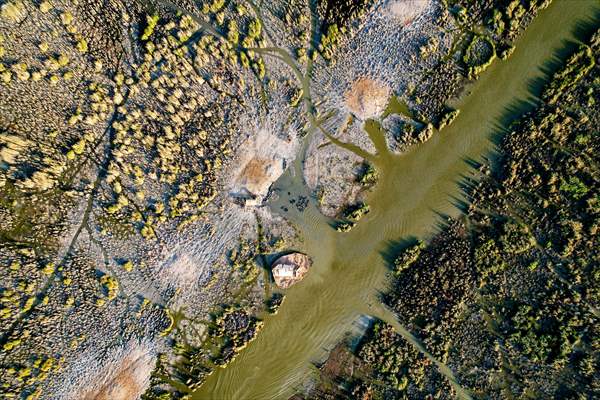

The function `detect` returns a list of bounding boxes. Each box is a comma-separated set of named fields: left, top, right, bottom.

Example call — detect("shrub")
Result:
left=122, top=260, right=134, bottom=272
left=227, top=20, right=239, bottom=44
left=39, top=1, right=52, bottom=13
left=335, top=221, right=355, bottom=232
left=141, top=14, right=159, bottom=41
left=560, top=176, right=589, bottom=200
left=393, top=241, right=424, bottom=275
left=342, top=202, right=370, bottom=221
left=357, top=162, right=378, bottom=185
left=248, top=19, right=261, bottom=39
left=436, top=108, right=460, bottom=130
left=289, top=87, right=303, bottom=107
left=463, top=35, right=496, bottom=78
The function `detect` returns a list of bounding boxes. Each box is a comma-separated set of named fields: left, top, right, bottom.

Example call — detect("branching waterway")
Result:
left=194, top=2, right=599, bottom=399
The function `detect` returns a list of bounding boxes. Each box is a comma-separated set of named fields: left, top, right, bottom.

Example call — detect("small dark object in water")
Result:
left=296, top=196, right=309, bottom=212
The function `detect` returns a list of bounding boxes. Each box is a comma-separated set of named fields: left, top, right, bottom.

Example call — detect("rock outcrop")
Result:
left=271, top=253, right=312, bottom=289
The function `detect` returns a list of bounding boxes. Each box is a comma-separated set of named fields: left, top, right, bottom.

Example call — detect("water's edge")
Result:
left=194, top=2, right=599, bottom=399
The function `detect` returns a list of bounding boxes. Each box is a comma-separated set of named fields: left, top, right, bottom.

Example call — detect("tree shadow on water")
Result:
left=452, top=9, right=600, bottom=212
left=431, top=210, right=457, bottom=233
left=379, top=236, right=419, bottom=270
left=529, top=11, right=600, bottom=103
left=495, top=9, right=600, bottom=138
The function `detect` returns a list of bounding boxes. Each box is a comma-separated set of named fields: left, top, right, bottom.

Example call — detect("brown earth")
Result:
left=80, top=351, right=154, bottom=400
left=345, top=78, right=390, bottom=120
left=239, top=157, right=270, bottom=189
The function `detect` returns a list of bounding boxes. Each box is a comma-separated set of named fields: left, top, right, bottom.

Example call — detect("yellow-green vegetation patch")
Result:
left=463, top=34, right=496, bottom=79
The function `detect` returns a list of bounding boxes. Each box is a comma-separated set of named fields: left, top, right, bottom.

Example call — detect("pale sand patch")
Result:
left=384, top=0, right=430, bottom=25
left=344, top=78, right=391, bottom=120
left=75, top=345, right=155, bottom=400
left=159, top=252, right=202, bottom=290
left=236, top=157, right=280, bottom=198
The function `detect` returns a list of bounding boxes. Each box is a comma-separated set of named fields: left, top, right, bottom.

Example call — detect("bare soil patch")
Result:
left=76, top=347, right=155, bottom=400
left=345, top=78, right=391, bottom=120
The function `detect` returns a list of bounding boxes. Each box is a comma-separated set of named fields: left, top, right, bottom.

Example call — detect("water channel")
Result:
left=195, top=1, right=599, bottom=398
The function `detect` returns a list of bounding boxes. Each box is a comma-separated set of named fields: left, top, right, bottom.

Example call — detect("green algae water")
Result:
left=195, top=2, right=599, bottom=398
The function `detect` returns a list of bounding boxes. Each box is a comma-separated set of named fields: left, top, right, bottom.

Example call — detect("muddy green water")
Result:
left=195, top=2, right=598, bottom=399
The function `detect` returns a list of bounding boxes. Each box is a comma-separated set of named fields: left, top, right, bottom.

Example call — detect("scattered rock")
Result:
left=271, top=253, right=312, bottom=289
left=295, top=195, right=309, bottom=212
left=303, top=129, right=366, bottom=217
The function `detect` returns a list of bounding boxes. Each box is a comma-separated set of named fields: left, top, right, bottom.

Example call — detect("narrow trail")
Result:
left=370, top=303, right=473, bottom=400
left=0, top=80, right=131, bottom=347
